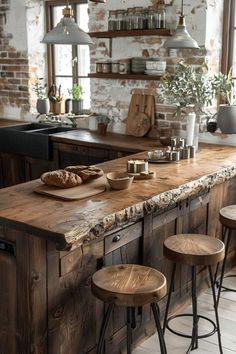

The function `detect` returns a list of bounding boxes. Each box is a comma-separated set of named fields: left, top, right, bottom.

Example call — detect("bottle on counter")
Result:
left=126, top=8, right=135, bottom=30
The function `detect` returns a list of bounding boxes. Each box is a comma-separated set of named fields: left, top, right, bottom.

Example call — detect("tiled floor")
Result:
left=133, top=268, right=236, bottom=354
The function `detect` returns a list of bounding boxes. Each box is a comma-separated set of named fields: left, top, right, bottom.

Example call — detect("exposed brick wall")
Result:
left=0, top=0, right=30, bottom=113
left=88, top=0, right=224, bottom=137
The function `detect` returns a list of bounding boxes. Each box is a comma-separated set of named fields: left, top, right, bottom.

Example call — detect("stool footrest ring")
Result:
left=166, top=314, right=217, bottom=339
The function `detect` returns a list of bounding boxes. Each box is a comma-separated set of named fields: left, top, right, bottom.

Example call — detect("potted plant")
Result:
left=33, top=78, right=50, bottom=114
left=213, top=69, right=236, bottom=134
left=68, top=83, right=84, bottom=115
left=159, top=61, right=218, bottom=145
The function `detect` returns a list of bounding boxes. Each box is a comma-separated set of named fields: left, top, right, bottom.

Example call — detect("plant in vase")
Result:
left=33, top=78, right=50, bottom=114
left=212, top=68, right=236, bottom=133
left=158, top=61, right=217, bottom=145
left=68, top=83, right=84, bottom=115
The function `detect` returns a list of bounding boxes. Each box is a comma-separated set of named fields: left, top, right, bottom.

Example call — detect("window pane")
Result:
left=55, top=77, right=73, bottom=99
left=79, top=78, right=90, bottom=110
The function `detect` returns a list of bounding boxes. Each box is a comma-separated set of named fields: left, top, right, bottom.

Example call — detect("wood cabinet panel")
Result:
left=0, top=238, right=16, bottom=354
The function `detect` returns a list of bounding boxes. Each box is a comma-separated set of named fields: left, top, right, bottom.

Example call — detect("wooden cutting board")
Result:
left=34, top=176, right=107, bottom=201
left=126, top=92, right=155, bottom=137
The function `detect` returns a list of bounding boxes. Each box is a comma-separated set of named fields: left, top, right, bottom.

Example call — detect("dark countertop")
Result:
left=0, top=144, right=236, bottom=251
left=51, top=129, right=160, bottom=152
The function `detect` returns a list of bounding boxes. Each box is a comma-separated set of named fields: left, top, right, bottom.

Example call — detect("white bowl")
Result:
left=146, top=61, right=166, bottom=71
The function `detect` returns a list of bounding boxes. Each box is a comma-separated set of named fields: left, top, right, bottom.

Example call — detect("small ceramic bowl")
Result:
left=106, top=172, right=134, bottom=190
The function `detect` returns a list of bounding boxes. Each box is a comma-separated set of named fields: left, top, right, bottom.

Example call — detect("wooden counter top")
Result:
left=0, top=144, right=236, bottom=250
left=51, top=129, right=159, bottom=152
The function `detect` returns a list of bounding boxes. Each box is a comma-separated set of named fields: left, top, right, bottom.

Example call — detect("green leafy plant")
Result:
left=33, top=78, right=47, bottom=99
left=159, top=61, right=217, bottom=117
left=68, top=83, right=83, bottom=101
left=213, top=68, right=235, bottom=105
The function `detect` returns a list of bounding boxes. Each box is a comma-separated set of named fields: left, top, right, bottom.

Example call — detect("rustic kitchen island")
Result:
left=0, top=144, right=236, bottom=354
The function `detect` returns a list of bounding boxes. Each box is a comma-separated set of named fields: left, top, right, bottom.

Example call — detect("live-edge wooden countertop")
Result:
left=0, top=144, right=236, bottom=251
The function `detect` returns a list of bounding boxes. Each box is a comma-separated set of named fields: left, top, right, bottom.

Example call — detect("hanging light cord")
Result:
left=181, top=0, right=184, bottom=16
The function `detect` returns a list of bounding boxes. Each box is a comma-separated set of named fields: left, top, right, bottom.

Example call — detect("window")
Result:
left=45, top=0, right=90, bottom=110
left=222, top=0, right=235, bottom=75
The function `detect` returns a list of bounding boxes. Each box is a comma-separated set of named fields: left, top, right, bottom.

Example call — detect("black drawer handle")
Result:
left=0, top=239, right=15, bottom=256
left=112, top=235, right=121, bottom=243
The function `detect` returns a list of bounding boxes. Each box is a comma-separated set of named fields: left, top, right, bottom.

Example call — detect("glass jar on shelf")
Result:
left=116, top=9, right=124, bottom=30
left=157, top=0, right=166, bottom=29
left=133, top=7, right=143, bottom=29
left=147, top=6, right=156, bottom=29
left=126, top=7, right=135, bottom=30
left=141, top=8, right=148, bottom=29
left=108, top=10, right=117, bottom=31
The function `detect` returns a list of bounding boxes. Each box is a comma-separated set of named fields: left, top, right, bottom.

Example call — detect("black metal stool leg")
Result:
left=217, top=229, right=231, bottom=307
left=189, top=266, right=198, bottom=352
left=97, top=303, right=114, bottom=354
left=214, top=226, right=227, bottom=285
left=127, top=307, right=132, bottom=354
left=163, top=263, right=176, bottom=334
left=151, top=303, right=167, bottom=354
left=208, top=266, right=223, bottom=354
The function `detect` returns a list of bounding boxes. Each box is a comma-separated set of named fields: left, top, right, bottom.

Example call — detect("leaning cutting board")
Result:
left=34, top=176, right=107, bottom=201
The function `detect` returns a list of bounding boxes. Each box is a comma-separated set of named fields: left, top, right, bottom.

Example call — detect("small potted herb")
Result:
left=68, top=83, right=84, bottom=114
left=33, top=78, right=50, bottom=114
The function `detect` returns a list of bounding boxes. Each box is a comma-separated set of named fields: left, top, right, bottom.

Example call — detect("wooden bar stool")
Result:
left=215, top=205, right=236, bottom=306
left=91, top=264, right=167, bottom=354
left=163, top=234, right=225, bottom=354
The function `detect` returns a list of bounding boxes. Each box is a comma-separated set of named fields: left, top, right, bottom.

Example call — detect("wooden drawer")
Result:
left=104, top=221, right=143, bottom=255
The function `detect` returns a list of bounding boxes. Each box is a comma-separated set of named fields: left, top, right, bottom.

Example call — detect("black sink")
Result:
left=0, top=123, right=74, bottom=160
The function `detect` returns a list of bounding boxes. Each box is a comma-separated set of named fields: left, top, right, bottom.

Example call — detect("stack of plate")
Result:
left=144, top=69, right=166, bottom=76
left=131, top=57, right=147, bottom=74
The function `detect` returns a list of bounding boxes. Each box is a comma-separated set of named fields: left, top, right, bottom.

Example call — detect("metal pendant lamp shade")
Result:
left=42, top=6, right=94, bottom=45
left=164, top=0, right=199, bottom=49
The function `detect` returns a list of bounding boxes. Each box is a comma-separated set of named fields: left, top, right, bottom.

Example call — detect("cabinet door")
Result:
left=24, top=156, right=57, bottom=181
left=104, top=222, right=143, bottom=353
left=0, top=152, right=25, bottom=187
left=55, top=143, right=90, bottom=168
left=0, top=239, right=17, bottom=354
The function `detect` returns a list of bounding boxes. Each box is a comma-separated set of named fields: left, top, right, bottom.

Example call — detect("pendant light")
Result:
left=41, top=1, right=94, bottom=45
left=164, top=0, right=199, bottom=49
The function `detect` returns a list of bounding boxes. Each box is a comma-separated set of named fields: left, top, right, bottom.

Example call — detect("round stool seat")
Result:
left=219, top=205, right=236, bottom=229
left=91, top=264, right=167, bottom=307
left=164, top=234, right=225, bottom=266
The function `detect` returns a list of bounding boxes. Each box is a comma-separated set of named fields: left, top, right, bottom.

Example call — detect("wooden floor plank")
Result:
left=134, top=268, right=236, bottom=354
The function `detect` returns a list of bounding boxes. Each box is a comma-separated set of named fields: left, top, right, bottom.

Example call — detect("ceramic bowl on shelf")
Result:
left=106, top=172, right=134, bottom=190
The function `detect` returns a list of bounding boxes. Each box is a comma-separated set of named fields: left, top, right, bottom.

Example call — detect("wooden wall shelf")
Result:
left=88, top=73, right=162, bottom=80
left=89, top=29, right=172, bottom=38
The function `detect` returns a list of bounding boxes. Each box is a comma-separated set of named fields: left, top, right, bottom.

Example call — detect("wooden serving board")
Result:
left=127, top=171, right=156, bottom=180
left=34, top=176, right=107, bottom=201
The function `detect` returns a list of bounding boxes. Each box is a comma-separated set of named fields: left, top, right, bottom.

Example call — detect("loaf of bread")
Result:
left=78, top=167, right=104, bottom=183
left=64, top=165, right=88, bottom=174
left=41, top=170, right=83, bottom=188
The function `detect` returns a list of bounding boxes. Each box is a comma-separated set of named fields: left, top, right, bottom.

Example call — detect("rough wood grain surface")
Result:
left=0, top=118, right=27, bottom=127
left=91, top=264, right=167, bottom=306
left=163, top=234, right=225, bottom=266
left=0, top=144, right=236, bottom=250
